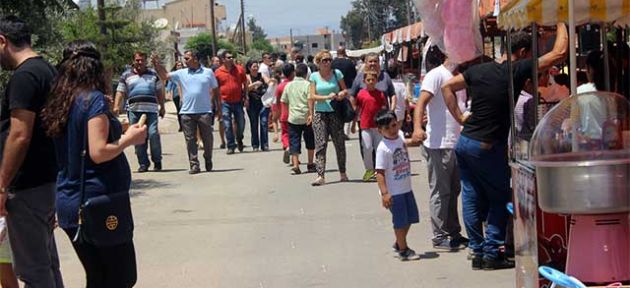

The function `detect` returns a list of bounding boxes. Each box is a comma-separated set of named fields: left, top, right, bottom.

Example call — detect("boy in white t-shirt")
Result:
left=375, top=110, right=421, bottom=261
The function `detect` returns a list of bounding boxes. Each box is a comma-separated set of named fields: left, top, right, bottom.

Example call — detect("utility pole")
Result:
left=406, top=0, right=413, bottom=25
left=240, top=0, right=247, bottom=54
left=97, top=0, right=106, bottom=35
left=209, top=0, right=217, bottom=56
left=290, top=28, right=294, bottom=49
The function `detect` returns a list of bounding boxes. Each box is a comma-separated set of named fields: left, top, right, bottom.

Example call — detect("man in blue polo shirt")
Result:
left=152, top=49, right=219, bottom=174
left=115, top=51, right=165, bottom=172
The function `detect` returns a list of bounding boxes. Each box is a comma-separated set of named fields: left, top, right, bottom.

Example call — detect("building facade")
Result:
left=269, top=29, right=347, bottom=57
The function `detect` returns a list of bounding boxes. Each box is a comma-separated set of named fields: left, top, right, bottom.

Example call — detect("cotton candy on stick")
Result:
left=442, top=0, right=480, bottom=63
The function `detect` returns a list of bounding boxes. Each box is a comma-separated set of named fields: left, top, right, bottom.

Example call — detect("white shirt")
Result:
left=421, top=65, right=467, bottom=149
left=259, top=62, right=272, bottom=80
left=375, top=131, right=412, bottom=196
left=392, top=80, right=408, bottom=121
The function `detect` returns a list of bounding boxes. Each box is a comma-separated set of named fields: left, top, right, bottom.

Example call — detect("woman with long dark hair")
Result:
left=245, top=59, right=271, bottom=151
left=42, top=40, right=146, bottom=287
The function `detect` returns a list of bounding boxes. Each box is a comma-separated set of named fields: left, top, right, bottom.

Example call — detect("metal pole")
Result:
left=568, top=0, right=577, bottom=95
left=290, top=28, right=293, bottom=49
left=601, top=23, right=611, bottom=92
left=532, top=23, right=539, bottom=126
left=506, top=29, right=517, bottom=161
left=209, top=0, right=217, bottom=56
left=240, top=0, right=247, bottom=54
left=97, top=0, right=106, bottom=35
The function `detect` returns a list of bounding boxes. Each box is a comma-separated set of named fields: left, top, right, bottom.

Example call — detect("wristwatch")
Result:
left=0, top=187, right=11, bottom=194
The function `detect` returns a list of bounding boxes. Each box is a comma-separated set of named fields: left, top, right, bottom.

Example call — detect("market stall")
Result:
left=499, top=0, right=630, bottom=287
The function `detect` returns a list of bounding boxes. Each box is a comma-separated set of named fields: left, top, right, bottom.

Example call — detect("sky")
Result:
left=132, top=0, right=353, bottom=37
left=222, top=0, right=353, bottom=37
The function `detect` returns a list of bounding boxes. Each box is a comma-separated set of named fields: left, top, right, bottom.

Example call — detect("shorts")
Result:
left=390, top=191, right=419, bottom=229
left=288, top=123, right=315, bottom=155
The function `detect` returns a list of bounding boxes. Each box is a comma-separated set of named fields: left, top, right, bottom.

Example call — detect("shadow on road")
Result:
left=211, top=168, right=244, bottom=173
left=131, top=179, right=173, bottom=197
left=419, top=251, right=440, bottom=260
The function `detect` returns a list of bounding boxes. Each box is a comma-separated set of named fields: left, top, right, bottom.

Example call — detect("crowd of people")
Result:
left=0, top=13, right=576, bottom=287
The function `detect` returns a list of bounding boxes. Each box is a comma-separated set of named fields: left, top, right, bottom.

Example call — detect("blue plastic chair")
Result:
left=538, top=266, right=587, bottom=288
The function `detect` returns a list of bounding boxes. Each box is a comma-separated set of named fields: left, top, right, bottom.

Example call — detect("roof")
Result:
left=499, top=0, right=630, bottom=29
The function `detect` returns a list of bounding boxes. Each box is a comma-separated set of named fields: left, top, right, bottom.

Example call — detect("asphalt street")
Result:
left=54, top=103, right=514, bottom=287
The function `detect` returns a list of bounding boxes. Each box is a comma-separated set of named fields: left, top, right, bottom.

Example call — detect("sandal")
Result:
left=311, top=176, right=325, bottom=186
left=291, top=167, right=301, bottom=175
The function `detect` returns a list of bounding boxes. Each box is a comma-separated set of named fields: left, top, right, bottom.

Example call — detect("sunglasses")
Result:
left=183, top=57, right=191, bottom=61
left=321, top=58, right=332, bottom=63
left=226, top=56, right=234, bottom=59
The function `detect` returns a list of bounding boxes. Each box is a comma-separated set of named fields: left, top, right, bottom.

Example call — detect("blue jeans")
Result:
left=128, top=111, right=162, bottom=166
left=246, top=99, right=270, bottom=149
left=222, top=102, right=245, bottom=150
left=455, top=135, right=510, bottom=260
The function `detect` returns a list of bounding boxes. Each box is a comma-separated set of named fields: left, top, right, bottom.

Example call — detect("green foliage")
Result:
left=185, top=32, right=238, bottom=64
left=340, top=0, right=413, bottom=48
left=251, top=39, right=274, bottom=53
left=58, top=0, right=166, bottom=75
left=247, top=17, right=267, bottom=42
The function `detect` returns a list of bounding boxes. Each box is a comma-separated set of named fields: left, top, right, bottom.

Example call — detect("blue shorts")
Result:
left=288, top=123, right=315, bottom=155
left=390, top=191, right=419, bottom=229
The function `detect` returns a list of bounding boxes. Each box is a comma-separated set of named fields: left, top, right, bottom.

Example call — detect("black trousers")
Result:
left=64, top=228, right=137, bottom=288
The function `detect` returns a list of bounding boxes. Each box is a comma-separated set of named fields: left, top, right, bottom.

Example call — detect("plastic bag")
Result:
left=261, top=81, right=277, bottom=108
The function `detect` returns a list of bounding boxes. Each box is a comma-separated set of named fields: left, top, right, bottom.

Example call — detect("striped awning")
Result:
left=498, top=0, right=630, bottom=30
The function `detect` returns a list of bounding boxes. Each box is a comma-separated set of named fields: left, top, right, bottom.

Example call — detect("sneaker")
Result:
left=226, top=148, right=235, bottom=155
left=291, top=167, right=301, bottom=175
left=237, top=141, right=244, bottom=152
left=253, top=147, right=260, bottom=152
left=307, top=164, right=317, bottom=173
left=482, top=257, right=515, bottom=270
left=398, top=248, right=421, bottom=261
left=261, top=146, right=269, bottom=151
left=189, top=166, right=200, bottom=175
left=339, top=173, right=349, bottom=182
left=282, top=150, right=290, bottom=164
left=153, top=162, right=162, bottom=172
left=219, top=143, right=226, bottom=149
left=391, top=243, right=400, bottom=253
left=467, top=250, right=476, bottom=260
left=311, top=176, right=325, bottom=186
left=451, top=236, right=470, bottom=249
left=432, top=238, right=456, bottom=251
left=205, top=161, right=213, bottom=172
left=137, top=165, right=149, bottom=173
left=362, top=169, right=375, bottom=182
left=471, top=254, right=483, bottom=270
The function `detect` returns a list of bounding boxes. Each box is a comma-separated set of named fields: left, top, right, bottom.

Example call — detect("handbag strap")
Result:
left=73, top=94, right=90, bottom=242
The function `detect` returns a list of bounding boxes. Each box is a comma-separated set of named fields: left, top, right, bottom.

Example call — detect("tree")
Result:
left=59, top=0, right=166, bottom=75
left=185, top=33, right=237, bottom=65
left=251, top=39, right=274, bottom=54
left=247, top=17, right=267, bottom=42
left=340, top=0, right=413, bottom=48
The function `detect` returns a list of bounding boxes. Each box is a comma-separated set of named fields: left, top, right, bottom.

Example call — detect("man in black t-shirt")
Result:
left=0, top=16, right=64, bottom=287
left=332, top=47, right=357, bottom=89
left=442, top=24, right=568, bottom=271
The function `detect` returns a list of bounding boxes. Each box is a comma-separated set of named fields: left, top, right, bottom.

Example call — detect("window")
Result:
left=311, top=43, right=318, bottom=48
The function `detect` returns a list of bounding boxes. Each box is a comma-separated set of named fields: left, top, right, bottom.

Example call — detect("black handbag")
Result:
left=330, top=71, right=356, bottom=123
left=73, top=112, right=134, bottom=247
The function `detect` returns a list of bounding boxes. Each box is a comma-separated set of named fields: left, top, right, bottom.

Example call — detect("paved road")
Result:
left=55, top=105, right=514, bottom=287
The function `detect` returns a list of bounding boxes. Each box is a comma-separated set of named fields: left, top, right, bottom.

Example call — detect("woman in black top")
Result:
left=245, top=60, right=271, bottom=151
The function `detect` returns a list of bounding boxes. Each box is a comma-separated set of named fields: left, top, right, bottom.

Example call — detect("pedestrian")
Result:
left=386, top=62, right=410, bottom=128
left=166, top=60, right=184, bottom=132
left=0, top=15, right=64, bottom=288
left=274, top=64, right=294, bottom=162
left=374, top=110, right=421, bottom=261
left=412, top=50, right=469, bottom=251
left=349, top=52, right=396, bottom=171
left=332, top=47, right=358, bottom=139
left=210, top=53, right=228, bottom=149
left=281, top=63, right=316, bottom=174
left=42, top=40, right=146, bottom=287
left=152, top=49, right=219, bottom=174
left=308, top=50, right=349, bottom=186
left=215, top=51, right=247, bottom=154
left=351, top=71, right=387, bottom=182
left=245, top=59, right=270, bottom=152
left=114, top=51, right=165, bottom=172
left=442, top=24, right=567, bottom=270
left=306, top=55, right=318, bottom=73
left=259, top=52, right=273, bottom=83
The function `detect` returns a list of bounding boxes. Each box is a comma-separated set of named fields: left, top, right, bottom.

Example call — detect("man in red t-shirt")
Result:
left=274, top=64, right=294, bottom=163
left=214, top=51, right=247, bottom=154
left=351, top=71, right=387, bottom=181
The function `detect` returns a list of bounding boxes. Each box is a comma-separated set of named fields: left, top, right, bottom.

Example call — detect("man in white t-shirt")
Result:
left=259, top=52, right=273, bottom=83
left=412, top=56, right=468, bottom=250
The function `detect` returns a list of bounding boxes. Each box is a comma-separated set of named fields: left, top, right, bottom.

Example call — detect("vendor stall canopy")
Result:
left=499, top=0, right=630, bottom=30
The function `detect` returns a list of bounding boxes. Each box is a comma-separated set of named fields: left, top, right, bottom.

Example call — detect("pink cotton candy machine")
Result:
left=529, top=92, right=630, bottom=285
